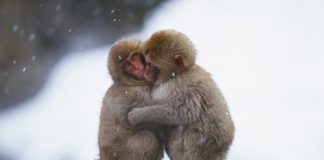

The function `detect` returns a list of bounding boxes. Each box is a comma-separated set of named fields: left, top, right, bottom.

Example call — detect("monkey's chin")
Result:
left=144, top=75, right=155, bottom=82
left=134, top=69, right=145, bottom=79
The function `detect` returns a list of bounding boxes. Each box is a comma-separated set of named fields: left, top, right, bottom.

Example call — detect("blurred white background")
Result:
left=1, top=0, right=324, bottom=159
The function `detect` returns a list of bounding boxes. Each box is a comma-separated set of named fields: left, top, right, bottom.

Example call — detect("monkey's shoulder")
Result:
left=152, top=65, right=224, bottom=110
left=153, top=65, right=214, bottom=95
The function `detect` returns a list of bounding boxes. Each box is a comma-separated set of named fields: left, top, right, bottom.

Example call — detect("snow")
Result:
left=28, top=33, right=36, bottom=41
left=22, top=67, right=26, bottom=72
left=1, top=0, right=324, bottom=160
left=12, top=25, right=19, bottom=32
left=0, top=49, right=108, bottom=160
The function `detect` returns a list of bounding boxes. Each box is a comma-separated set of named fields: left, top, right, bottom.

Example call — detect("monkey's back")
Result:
left=156, top=65, right=235, bottom=160
left=99, top=84, right=163, bottom=160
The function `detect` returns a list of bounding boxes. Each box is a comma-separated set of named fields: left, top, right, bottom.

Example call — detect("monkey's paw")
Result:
left=127, top=108, right=144, bottom=126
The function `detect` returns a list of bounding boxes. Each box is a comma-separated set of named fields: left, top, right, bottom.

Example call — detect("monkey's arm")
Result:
left=128, top=102, right=202, bottom=126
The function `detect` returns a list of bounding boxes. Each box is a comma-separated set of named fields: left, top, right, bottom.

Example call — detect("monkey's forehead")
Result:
left=110, top=47, right=140, bottom=59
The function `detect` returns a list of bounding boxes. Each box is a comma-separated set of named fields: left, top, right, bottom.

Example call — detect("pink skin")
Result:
left=124, top=54, right=145, bottom=79
left=143, top=54, right=157, bottom=82
left=143, top=53, right=185, bottom=82
left=144, top=62, right=155, bottom=82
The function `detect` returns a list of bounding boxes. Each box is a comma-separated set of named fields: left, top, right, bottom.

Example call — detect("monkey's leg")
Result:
left=165, top=127, right=186, bottom=160
left=99, top=146, right=114, bottom=160
left=167, top=128, right=225, bottom=160
left=126, top=130, right=163, bottom=160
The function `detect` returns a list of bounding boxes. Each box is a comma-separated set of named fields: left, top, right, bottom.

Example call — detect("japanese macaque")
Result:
left=128, top=30, right=235, bottom=160
left=98, top=39, right=163, bottom=160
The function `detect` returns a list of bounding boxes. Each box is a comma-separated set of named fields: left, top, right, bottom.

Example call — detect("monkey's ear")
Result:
left=174, top=53, right=184, bottom=67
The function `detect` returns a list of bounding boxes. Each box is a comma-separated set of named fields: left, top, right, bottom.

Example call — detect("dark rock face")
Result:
left=0, top=0, right=165, bottom=110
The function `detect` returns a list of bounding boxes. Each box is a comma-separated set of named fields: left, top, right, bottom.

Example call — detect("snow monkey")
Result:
left=128, top=30, right=235, bottom=160
left=98, top=39, right=163, bottom=160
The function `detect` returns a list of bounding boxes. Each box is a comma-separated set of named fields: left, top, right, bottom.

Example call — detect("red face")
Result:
left=143, top=54, right=159, bottom=82
left=122, top=52, right=146, bottom=80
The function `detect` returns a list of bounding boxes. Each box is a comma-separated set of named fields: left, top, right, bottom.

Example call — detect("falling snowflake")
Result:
left=170, top=42, right=174, bottom=48
left=31, top=56, right=36, bottom=61
left=56, top=5, right=61, bottom=11
left=12, top=60, right=17, bottom=64
left=12, top=25, right=19, bottom=32
left=29, top=33, right=36, bottom=41
left=171, top=72, right=176, bottom=77
left=22, top=67, right=27, bottom=72
left=110, top=9, right=115, bottom=14
left=68, top=29, right=72, bottom=33
left=177, top=125, right=184, bottom=132
left=198, top=137, right=207, bottom=145
left=113, top=18, right=117, bottom=22
left=118, top=56, right=122, bottom=60
left=125, top=90, right=128, bottom=94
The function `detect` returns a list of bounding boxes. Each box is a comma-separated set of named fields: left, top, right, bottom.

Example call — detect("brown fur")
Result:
left=98, top=39, right=163, bottom=160
left=128, top=30, right=235, bottom=160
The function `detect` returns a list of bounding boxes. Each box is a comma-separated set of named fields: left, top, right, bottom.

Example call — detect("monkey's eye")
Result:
left=124, top=61, right=132, bottom=71
left=130, top=55, right=137, bottom=61
left=131, top=53, right=142, bottom=62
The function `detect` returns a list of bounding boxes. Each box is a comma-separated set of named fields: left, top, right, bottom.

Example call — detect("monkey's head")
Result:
left=108, top=39, right=147, bottom=86
left=143, top=29, right=196, bottom=85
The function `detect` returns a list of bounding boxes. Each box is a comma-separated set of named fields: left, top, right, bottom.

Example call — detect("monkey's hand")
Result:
left=128, top=103, right=202, bottom=126
left=128, top=105, right=179, bottom=126
left=128, top=107, right=147, bottom=126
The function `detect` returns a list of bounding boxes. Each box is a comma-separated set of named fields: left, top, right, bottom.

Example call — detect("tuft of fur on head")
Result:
left=144, top=29, right=196, bottom=71
left=108, top=39, right=147, bottom=86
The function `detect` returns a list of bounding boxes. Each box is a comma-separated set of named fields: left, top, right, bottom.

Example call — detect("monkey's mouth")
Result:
left=144, top=63, right=160, bottom=82
left=136, top=53, right=147, bottom=79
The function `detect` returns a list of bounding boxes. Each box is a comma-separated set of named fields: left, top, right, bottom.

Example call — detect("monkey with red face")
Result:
left=128, top=30, right=235, bottom=160
left=98, top=39, right=163, bottom=160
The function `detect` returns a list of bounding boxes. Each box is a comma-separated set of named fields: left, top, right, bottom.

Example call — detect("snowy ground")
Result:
left=1, top=0, right=324, bottom=160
